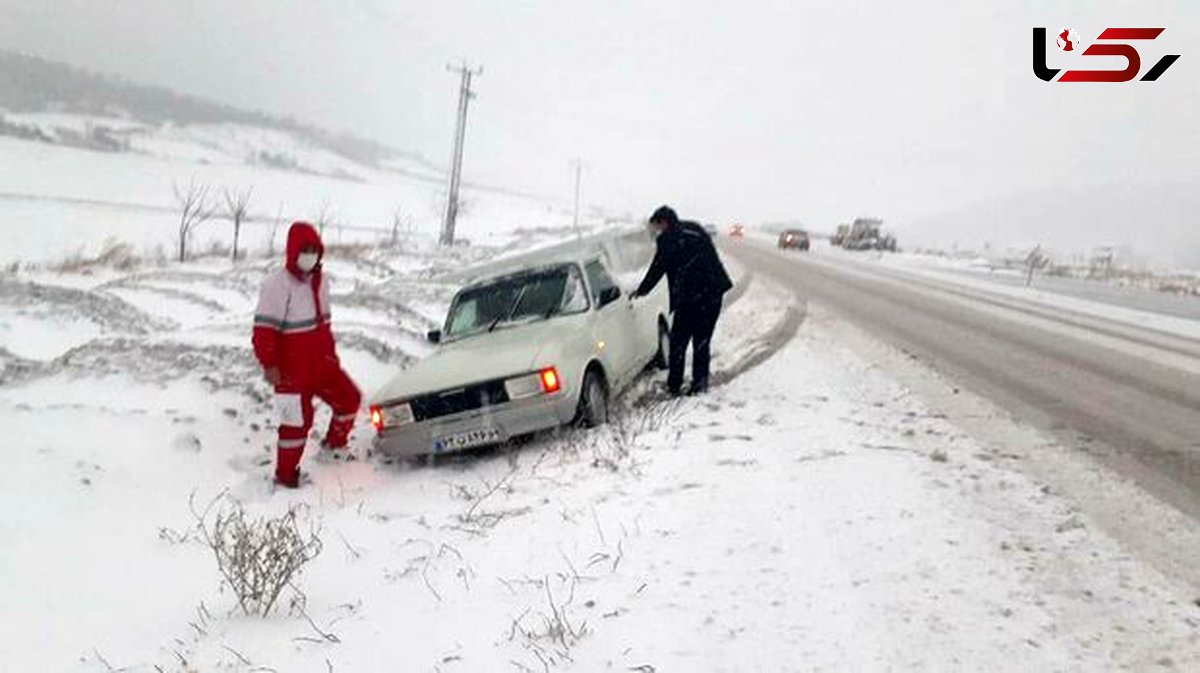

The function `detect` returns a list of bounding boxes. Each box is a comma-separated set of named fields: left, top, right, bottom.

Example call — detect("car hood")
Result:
left=369, top=319, right=571, bottom=404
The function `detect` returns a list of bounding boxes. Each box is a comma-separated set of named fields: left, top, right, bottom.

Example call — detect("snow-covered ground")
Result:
left=3, top=230, right=1198, bottom=671
left=783, top=239, right=1200, bottom=340
left=0, top=111, right=616, bottom=267
left=845, top=245, right=1200, bottom=318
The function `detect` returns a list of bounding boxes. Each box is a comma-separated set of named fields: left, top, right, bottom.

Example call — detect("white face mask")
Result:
left=296, top=252, right=320, bottom=273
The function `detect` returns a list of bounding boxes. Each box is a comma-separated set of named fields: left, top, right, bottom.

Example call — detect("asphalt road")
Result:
left=725, top=239, right=1200, bottom=519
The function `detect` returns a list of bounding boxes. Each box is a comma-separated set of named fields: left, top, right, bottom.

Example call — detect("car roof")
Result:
left=458, top=259, right=585, bottom=291
left=442, top=225, right=651, bottom=289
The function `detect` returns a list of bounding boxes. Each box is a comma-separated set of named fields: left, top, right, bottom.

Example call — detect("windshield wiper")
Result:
left=488, top=285, right=529, bottom=332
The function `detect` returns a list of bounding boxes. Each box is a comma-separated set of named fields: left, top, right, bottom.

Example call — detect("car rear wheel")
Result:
left=575, top=369, right=609, bottom=428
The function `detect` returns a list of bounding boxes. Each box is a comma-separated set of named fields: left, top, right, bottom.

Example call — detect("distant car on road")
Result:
left=777, top=229, right=810, bottom=251
left=729, top=224, right=745, bottom=238
left=702, top=223, right=719, bottom=237
left=368, top=253, right=670, bottom=459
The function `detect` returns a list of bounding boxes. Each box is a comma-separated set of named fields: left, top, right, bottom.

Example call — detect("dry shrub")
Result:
left=509, top=574, right=589, bottom=669
left=192, top=495, right=323, bottom=617
left=53, top=238, right=139, bottom=273
left=558, top=397, right=682, bottom=472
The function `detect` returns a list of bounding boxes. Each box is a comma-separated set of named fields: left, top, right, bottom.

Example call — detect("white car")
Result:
left=368, top=250, right=670, bottom=458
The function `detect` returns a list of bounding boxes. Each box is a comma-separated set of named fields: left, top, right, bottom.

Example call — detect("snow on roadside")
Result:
left=3, top=243, right=1198, bottom=672
left=815, top=243, right=1200, bottom=339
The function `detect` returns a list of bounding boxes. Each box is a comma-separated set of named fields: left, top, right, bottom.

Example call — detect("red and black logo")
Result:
left=1033, top=27, right=1180, bottom=82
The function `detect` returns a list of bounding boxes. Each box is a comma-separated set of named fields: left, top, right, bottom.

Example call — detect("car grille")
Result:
left=409, top=379, right=511, bottom=422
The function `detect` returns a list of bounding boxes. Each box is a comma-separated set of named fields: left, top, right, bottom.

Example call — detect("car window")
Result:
left=585, top=259, right=620, bottom=307
left=447, top=299, right=481, bottom=335
left=444, top=265, right=587, bottom=339
left=560, top=265, right=589, bottom=313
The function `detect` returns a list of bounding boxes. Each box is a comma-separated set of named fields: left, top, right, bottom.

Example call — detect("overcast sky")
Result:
left=1, top=0, right=1198, bottom=260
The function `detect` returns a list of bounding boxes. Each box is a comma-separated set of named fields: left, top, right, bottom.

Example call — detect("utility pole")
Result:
left=440, top=62, right=482, bottom=246
left=571, top=159, right=583, bottom=238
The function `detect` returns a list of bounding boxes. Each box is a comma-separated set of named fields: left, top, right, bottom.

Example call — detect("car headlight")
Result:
left=372, top=402, right=414, bottom=429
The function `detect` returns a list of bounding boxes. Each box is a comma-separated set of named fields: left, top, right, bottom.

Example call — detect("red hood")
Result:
left=285, top=221, right=324, bottom=277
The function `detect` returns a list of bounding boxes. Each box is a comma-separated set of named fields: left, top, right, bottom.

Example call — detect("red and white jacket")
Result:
left=252, top=222, right=338, bottom=390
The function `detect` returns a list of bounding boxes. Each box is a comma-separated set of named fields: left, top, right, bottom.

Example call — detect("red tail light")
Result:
left=539, top=367, right=561, bottom=394
left=369, top=406, right=383, bottom=430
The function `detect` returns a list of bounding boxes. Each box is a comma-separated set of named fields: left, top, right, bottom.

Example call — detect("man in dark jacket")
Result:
left=632, top=205, right=733, bottom=396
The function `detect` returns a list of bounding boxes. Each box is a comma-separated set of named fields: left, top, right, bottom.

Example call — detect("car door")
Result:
left=584, top=258, right=639, bottom=387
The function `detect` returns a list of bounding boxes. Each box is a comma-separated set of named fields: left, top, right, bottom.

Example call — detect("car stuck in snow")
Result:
left=367, top=250, right=670, bottom=458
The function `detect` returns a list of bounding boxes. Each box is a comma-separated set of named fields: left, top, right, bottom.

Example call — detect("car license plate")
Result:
left=435, top=428, right=503, bottom=452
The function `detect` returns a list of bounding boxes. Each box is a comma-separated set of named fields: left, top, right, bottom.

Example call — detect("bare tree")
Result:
left=1024, top=244, right=1049, bottom=287
left=267, top=202, right=284, bottom=257
left=313, top=199, right=347, bottom=245
left=174, top=179, right=215, bottom=263
left=314, top=198, right=337, bottom=237
left=222, top=186, right=254, bottom=262
left=390, top=207, right=409, bottom=247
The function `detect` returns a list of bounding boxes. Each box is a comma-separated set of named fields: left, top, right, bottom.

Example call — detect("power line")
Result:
left=440, top=62, right=482, bottom=246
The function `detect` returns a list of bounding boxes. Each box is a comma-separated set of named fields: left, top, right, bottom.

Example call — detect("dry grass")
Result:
left=191, top=493, right=323, bottom=617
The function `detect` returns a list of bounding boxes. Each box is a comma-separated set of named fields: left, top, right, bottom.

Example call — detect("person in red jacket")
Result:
left=252, top=221, right=361, bottom=488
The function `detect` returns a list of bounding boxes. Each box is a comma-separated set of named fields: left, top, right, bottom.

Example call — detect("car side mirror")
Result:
left=598, top=286, right=621, bottom=307
left=426, top=329, right=442, bottom=344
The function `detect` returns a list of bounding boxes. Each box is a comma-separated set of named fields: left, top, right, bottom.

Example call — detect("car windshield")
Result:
left=444, top=265, right=587, bottom=340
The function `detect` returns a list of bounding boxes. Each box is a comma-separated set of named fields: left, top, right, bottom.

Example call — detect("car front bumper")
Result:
left=373, top=391, right=577, bottom=458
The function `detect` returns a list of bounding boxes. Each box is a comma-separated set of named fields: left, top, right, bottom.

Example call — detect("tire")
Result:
left=652, top=319, right=670, bottom=370
left=575, top=369, right=609, bottom=428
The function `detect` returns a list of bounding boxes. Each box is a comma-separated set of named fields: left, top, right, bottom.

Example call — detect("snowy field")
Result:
left=3, top=118, right=1199, bottom=671
left=3, top=228, right=1199, bottom=671
left=825, top=243, right=1200, bottom=321
left=760, top=236, right=1200, bottom=339
left=0, top=111, right=615, bottom=267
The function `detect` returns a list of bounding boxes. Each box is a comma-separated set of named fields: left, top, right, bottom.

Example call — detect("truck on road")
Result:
left=838, top=217, right=896, bottom=252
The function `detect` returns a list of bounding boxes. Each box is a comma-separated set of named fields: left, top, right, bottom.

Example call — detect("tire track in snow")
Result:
left=0, top=277, right=174, bottom=334
left=625, top=269, right=807, bottom=405
left=709, top=264, right=806, bottom=389
left=722, top=267, right=754, bottom=307
left=711, top=301, right=806, bottom=389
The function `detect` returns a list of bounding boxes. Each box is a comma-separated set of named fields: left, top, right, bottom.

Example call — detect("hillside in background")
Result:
left=0, top=49, right=437, bottom=171
left=900, top=180, right=1200, bottom=271
left=0, top=50, right=629, bottom=266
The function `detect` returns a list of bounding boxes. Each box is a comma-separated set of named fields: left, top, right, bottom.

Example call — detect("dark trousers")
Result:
left=667, top=298, right=723, bottom=393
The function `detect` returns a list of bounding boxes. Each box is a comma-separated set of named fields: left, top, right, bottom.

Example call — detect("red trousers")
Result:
left=275, top=364, right=361, bottom=483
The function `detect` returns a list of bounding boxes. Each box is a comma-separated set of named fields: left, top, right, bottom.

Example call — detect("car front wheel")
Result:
left=575, top=370, right=609, bottom=428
